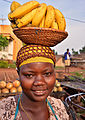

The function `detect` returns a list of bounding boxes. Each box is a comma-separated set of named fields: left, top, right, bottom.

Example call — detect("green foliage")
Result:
left=0, top=46, right=2, bottom=51
left=55, top=66, right=64, bottom=70
left=53, top=49, right=58, bottom=55
left=72, top=46, right=85, bottom=55
left=23, top=42, right=26, bottom=46
left=82, top=77, right=85, bottom=81
left=72, top=48, right=78, bottom=55
left=68, top=76, right=75, bottom=80
left=8, top=64, right=16, bottom=68
left=0, top=60, right=16, bottom=68
left=13, top=61, right=16, bottom=64
left=0, top=60, right=8, bottom=68
left=79, top=46, right=85, bottom=53
left=75, top=72, right=83, bottom=77
left=0, top=34, right=9, bottom=49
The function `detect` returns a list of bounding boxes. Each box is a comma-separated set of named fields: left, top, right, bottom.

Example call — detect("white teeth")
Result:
left=35, top=91, right=43, bottom=93
left=33, top=90, right=46, bottom=95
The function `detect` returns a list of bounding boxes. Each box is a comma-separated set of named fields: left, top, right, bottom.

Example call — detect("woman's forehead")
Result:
left=20, top=62, right=54, bottom=72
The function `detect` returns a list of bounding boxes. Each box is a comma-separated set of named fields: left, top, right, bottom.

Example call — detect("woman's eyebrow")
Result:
left=42, top=68, right=52, bottom=72
left=23, top=70, right=35, bottom=73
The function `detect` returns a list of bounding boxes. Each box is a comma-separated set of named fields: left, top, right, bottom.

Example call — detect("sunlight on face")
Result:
left=19, top=62, right=56, bottom=101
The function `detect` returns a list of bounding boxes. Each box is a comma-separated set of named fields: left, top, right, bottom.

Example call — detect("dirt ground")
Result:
left=0, top=66, right=85, bottom=82
left=56, top=66, right=85, bottom=79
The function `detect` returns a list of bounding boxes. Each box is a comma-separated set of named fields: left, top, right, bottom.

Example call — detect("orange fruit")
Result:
left=0, top=81, right=6, bottom=89
left=53, top=87, right=57, bottom=92
left=17, top=86, right=22, bottom=93
left=2, top=88, right=9, bottom=93
left=56, top=82, right=61, bottom=87
left=6, top=82, right=13, bottom=89
left=13, top=80, right=20, bottom=88
left=57, top=87, right=63, bottom=92
left=10, top=87, right=17, bottom=93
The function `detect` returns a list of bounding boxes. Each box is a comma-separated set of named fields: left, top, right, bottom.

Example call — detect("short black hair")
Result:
left=67, top=48, right=69, bottom=51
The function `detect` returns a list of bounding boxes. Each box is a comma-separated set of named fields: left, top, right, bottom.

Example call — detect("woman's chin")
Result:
left=24, top=92, right=48, bottom=102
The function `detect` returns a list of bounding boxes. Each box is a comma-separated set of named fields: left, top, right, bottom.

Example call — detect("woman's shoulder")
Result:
left=0, top=96, right=16, bottom=110
left=48, top=96, right=67, bottom=108
left=0, top=96, right=16, bottom=120
left=47, top=96, right=69, bottom=120
left=0, top=96, right=22, bottom=120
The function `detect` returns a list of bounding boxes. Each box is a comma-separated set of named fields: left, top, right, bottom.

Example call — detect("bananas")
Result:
left=8, top=12, right=14, bottom=22
left=51, top=19, right=58, bottom=30
left=17, top=8, right=37, bottom=28
left=10, top=1, right=21, bottom=12
left=32, top=3, right=47, bottom=27
left=55, top=9, right=66, bottom=31
left=39, top=16, right=45, bottom=28
left=45, top=5, right=55, bottom=28
left=9, top=1, right=39, bottom=19
left=8, top=1, right=66, bottom=31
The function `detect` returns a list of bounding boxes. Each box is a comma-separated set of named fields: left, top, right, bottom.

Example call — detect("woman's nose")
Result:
left=33, top=75, right=45, bottom=86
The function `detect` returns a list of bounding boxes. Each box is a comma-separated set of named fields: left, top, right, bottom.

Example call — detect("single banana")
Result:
left=45, top=5, right=55, bottom=28
left=55, top=9, right=66, bottom=31
left=17, top=8, right=37, bottom=28
left=9, top=1, right=39, bottom=19
left=8, top=12, right=14, bottom=22
left=51, top=19, right=58, bottom=30
left=39, top=16, right=45, bottom=28
left=32, top=3, right=47, bottom=27
left=10, top=1, right=21, bottom=12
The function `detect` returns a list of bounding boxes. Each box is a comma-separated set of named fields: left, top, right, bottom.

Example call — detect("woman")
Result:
left=0, top=44, right=69, bottom=120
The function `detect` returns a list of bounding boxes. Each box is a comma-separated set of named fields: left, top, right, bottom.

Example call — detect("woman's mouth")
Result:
left=31, top=89, right=47, bottom=96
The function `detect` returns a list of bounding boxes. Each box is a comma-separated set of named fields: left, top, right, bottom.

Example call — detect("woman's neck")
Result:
left=20, top=92, right=47, bottom=112
left=18, top=92, right=49, bottom=120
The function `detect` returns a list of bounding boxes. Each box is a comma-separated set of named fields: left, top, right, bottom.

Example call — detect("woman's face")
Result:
left=19, top=62, right=56, bottom=102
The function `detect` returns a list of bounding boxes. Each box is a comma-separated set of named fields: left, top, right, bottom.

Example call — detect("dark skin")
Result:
left=16, top=62, right=56, bottom=120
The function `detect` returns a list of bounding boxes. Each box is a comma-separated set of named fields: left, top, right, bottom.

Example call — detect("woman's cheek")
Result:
left=47, top=76, right=56, bottom=89
left=20, top=76, right=33, bottom=89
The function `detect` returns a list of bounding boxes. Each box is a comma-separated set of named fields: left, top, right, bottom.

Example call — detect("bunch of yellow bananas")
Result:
left=8, top=0, right=66, bottom=31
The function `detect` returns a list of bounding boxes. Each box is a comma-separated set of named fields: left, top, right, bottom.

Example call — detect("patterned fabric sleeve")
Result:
left=0, top=96, right=22, bottom=120
left=47, top=96, right=69, bottom=120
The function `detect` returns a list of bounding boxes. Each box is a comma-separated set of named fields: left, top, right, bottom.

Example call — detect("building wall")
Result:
left=0, top=25, right=22, bottom=61
left=8, top=40, right=13, bottom=55
left=13, top=38, right=22, bottom=61
left=0, top=51, right=12, bottom=60
left=55, top=57, right=65, bottom=67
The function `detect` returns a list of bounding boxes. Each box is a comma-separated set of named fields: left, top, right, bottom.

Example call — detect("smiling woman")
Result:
left=0, top=44, right=69, bottom=120
left=20, top=62, right=55, bottom=102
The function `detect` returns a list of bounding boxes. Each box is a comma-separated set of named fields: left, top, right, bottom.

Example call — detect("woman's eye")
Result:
left=25, top=74, right=33, bottom=78
left=45, top=72, right=51, bottom=77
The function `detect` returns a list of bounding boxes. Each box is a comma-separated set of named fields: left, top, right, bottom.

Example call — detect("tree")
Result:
left=72, top=48, right=78, bottom=55
left=0, top=34, right=9, bottom=50
left=53, top=49, right=58, bottom=55
left=55, top=51, right=58, bottom=55
left=79, top=46, right=85, bottom=53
